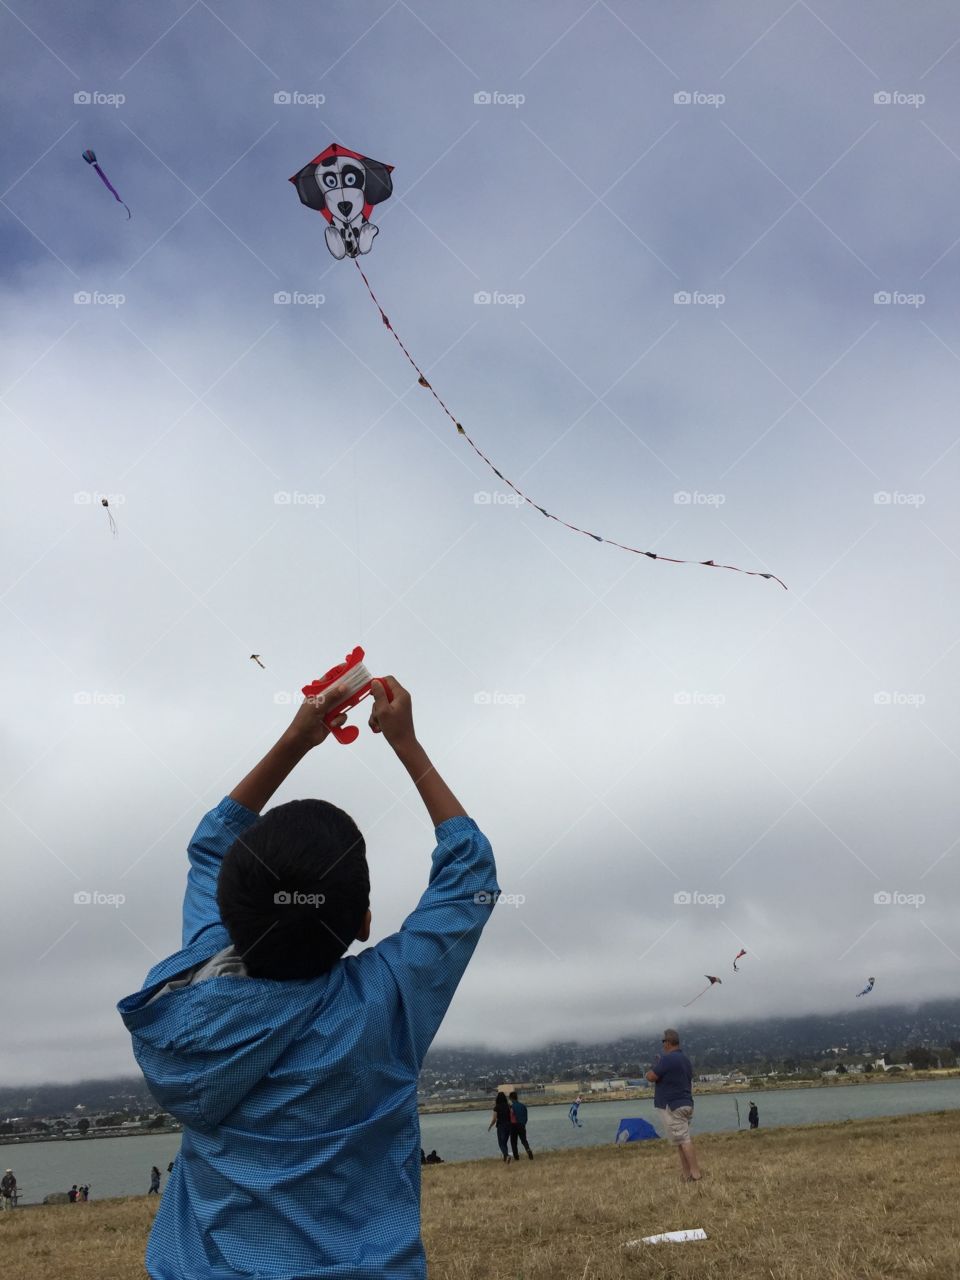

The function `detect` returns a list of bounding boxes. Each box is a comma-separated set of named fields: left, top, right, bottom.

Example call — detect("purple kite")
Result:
left=82, top=149, right=130, bottom=219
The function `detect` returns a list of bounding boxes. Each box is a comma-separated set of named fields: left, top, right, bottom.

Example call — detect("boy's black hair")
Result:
left=217, top=799, right=369, bottom=980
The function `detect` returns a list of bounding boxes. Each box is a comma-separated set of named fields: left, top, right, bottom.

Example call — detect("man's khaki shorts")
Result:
left=662, top=1104, right=694, bottom=1144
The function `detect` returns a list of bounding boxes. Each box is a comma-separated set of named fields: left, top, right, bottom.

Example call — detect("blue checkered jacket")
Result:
left=118, top=797, right=497, bottom=1279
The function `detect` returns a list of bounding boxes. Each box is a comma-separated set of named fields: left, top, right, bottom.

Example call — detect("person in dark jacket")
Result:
left=487, top=1092, right=513, bottom=1162
left=508, top=1091, right=533, bottom=1161
left=748, top=1101, right=759, bottom=1129
left=0, top=1170, right=16, bottom=1210
left=148, top=1167, right=161, bottom=1194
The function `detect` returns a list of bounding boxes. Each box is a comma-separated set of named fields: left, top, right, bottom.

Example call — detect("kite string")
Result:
left=352, top=261, right=786, bottom=589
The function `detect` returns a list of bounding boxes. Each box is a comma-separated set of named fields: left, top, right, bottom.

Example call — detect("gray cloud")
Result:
left=1, top=0, right=958, bottom=1082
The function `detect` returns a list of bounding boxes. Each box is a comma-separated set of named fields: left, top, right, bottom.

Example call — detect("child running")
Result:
left=118, top=676, right=498, bottom=1279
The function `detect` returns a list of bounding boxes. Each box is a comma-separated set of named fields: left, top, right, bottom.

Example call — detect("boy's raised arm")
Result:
left=367, top=678, right=466, bottom=825
left=366, top=678, right=498, bottom=1064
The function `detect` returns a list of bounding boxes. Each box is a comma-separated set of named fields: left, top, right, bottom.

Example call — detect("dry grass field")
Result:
left=1, top=1111, right=958, bottom=1279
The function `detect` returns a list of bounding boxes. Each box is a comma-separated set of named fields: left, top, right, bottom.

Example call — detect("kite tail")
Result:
left=681, top=984, right=711, bottom=1008
left=105, top=509, right=118, bottom=537
left=93, top=164, right=131, bottom=219
left=352, top=260, right=786, bottom=589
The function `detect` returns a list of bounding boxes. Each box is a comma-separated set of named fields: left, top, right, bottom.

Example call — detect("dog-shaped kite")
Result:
left=290, top=143, right=394, bottom=260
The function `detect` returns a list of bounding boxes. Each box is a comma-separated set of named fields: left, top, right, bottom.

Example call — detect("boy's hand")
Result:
left=284, top=682, right=350, bottom=750
left=368, top=677, right=416, bottom=750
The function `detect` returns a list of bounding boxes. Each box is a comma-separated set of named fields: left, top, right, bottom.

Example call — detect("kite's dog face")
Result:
left=318, top=155, right=368, bottom=227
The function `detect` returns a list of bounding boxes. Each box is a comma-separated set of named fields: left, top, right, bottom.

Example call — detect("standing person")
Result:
left=645, top=1029, right=701, bottom=1182
left=568, top=1095, right=583, bottom=1127
left=508, top=1091, right=533, bottom=1161
left=118, top=677, right=498, bottom=1280
left=82, top=1185, right=91, bottom=1202
left=0, top=1169, right=16, bottom=1210
left=748, top=1101, right=759, bottom=1130
left=488, top=1092, right=513, bottom=1162
left=148, top=1167, right=161, bottom=1195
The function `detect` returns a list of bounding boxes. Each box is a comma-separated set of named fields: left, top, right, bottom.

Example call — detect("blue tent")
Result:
left=615, top=1117, right=659, bottom=1144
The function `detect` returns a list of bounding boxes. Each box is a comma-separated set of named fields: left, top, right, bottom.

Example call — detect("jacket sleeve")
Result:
left=181, top=797, right=260, bottom=949
left=373, top=816, right=499, bottom=1066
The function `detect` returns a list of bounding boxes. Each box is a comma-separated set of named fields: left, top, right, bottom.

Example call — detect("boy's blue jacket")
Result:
left=118, top=797, right=498, bottom=1280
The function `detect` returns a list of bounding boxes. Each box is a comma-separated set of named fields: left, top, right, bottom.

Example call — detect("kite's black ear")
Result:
left=362, top=160, right=393, bottom=207
left=291, top=164, right=325, bottom=211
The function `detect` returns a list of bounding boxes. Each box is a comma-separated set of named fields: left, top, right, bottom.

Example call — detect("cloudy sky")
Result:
left=2, top=1, right=959, bottom=1084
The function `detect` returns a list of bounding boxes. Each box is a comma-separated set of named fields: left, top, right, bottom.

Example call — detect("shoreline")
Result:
left=417, top=1067, right=960, bottom=1114
left=3, top=1070, right=957, bottom=1145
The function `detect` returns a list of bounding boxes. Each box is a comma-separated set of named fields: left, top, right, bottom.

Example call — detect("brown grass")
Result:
left=1, top=1111, right=958, bottom=1279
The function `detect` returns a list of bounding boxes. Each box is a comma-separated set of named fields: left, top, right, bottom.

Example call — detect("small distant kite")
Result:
left=733, top=949, right=747, bottom=973
left=290, top=143, right=393, bottom=260
left=290, top=143, right=785, bottom=589
left=856, top=977, right=875, bottom=998
left=250, top=655, right=265, bottom=669
left=101, top=497, right=118, bottom=537
left=82, top=149, right=130, bottom=219
left=683, top=975, right=722, bottom=1007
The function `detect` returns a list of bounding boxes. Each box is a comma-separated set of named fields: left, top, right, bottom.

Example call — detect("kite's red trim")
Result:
left=353, top=260, right=786, bottom=589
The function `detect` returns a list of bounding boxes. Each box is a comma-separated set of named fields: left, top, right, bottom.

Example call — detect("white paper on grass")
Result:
left=624, top=1228, right=708, bottom=1246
